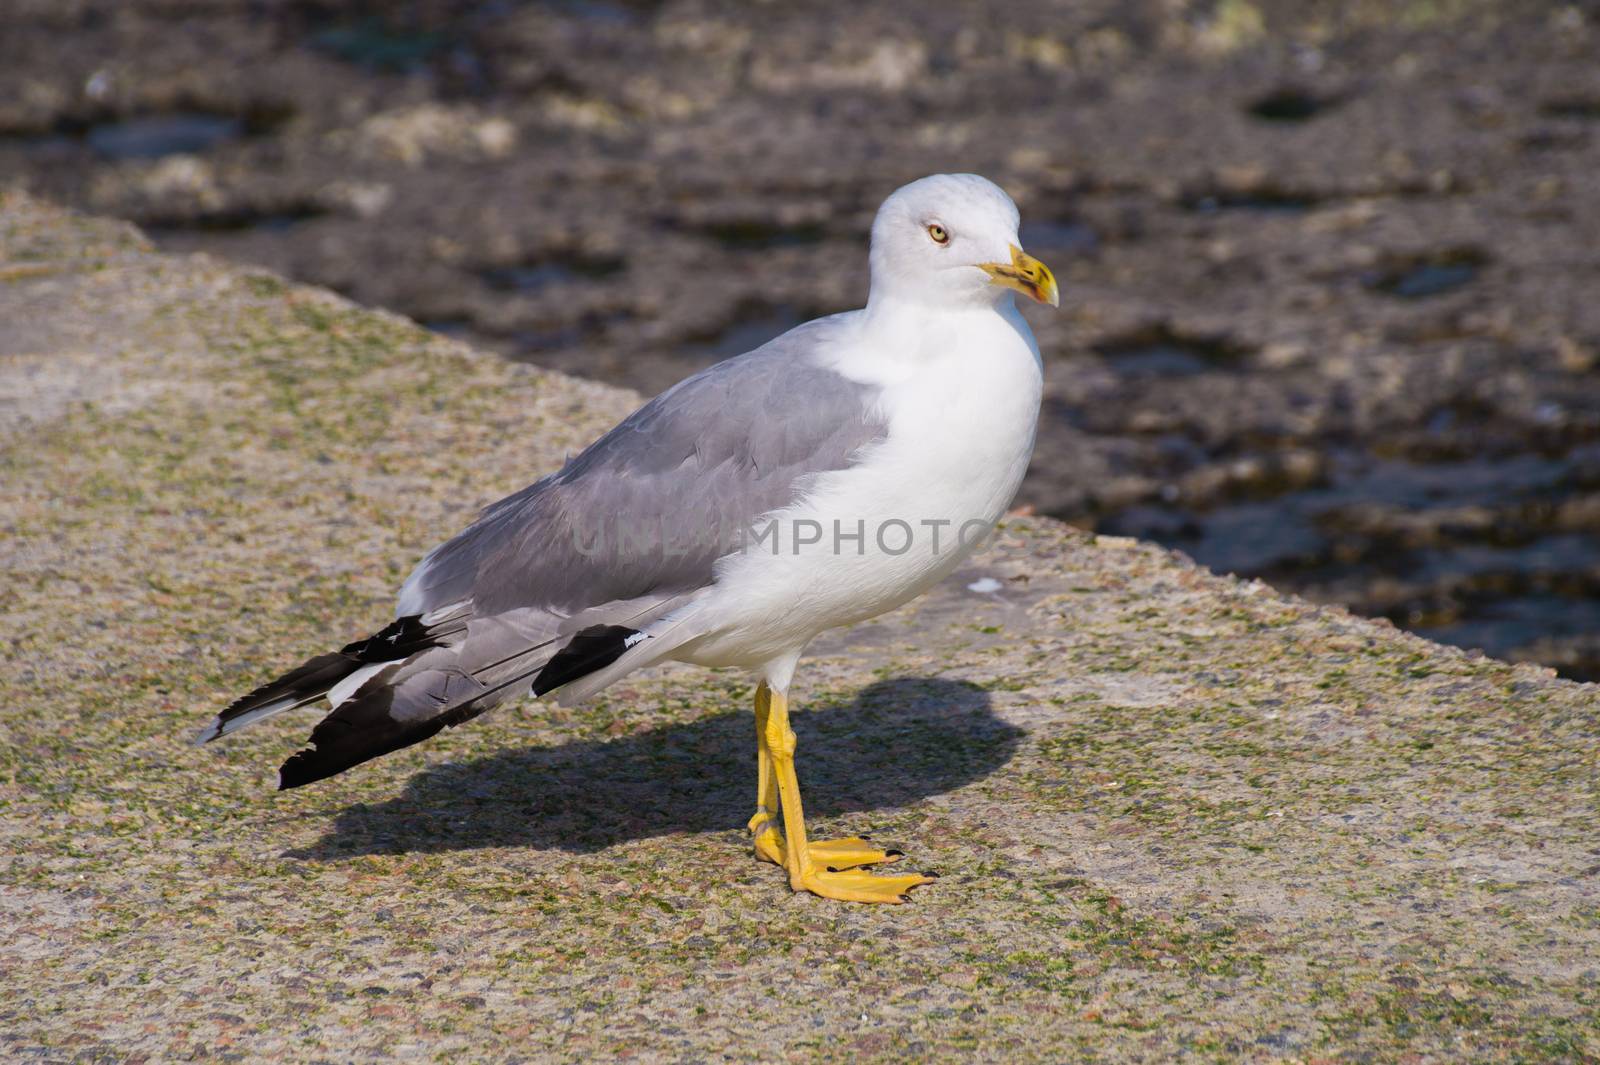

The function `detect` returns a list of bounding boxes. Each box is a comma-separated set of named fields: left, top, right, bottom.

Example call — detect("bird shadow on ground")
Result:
left=288, top=677, right=1021, bottom=859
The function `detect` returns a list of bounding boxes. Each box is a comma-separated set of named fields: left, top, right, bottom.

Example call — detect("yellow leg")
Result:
left=747, top=683, right=904, bottom=871
left=762, top=686, right=935, bottom=904
left=747, top=682, right=786, bottom=866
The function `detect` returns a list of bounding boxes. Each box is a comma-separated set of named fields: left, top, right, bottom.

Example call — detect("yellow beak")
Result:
left=978, top=244, right=1060, bottom=307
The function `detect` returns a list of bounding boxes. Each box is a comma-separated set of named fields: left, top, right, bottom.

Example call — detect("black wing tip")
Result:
left=532, top=625, right=647, bottom=697
left=216, top=615, right=463, bottom=746
left=274, top=686, right=473, bottom=791
left=341, top=613, right=462, bottom=662
left=214, top=652, right=356, bottom=725
left=277, top=750, right=330, bottom=790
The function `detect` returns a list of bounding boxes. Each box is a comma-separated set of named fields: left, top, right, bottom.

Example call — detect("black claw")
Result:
left=920, top=870, right=940, bottom=879
left=859, top=833, right=871, bottom=840
left=826, top=866, right=840, bottom=873
left=886, top=849, right=905, bottom=858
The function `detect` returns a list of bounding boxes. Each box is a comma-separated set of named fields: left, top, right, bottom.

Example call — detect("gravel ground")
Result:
left=4, top=195, right=1600, bottom=1061
left=4, top=1, right=1600, bottom=679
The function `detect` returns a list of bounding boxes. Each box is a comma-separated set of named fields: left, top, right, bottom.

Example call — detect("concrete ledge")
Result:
left=2, top=193, right=1596, bottom=1061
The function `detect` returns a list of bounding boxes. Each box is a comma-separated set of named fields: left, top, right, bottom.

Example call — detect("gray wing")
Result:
left=224, top=313, right=890, bottom=788
left=207, top=312, right=891, bottom=787
left=397, top=313, right=886, bottom=619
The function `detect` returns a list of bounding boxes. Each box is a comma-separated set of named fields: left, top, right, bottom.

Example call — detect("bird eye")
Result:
left=926, top=223, right=950, bottom=245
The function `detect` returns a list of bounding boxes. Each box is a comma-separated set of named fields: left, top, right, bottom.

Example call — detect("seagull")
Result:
left=198, top=173, right=1057, bottom=903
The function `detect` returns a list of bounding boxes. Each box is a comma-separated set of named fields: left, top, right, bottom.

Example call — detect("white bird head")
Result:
left=867, top=173, right=1059, bottom=311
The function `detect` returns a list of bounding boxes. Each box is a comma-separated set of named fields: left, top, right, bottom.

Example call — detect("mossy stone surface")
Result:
left=2, top=194, right=1598, bottom=1062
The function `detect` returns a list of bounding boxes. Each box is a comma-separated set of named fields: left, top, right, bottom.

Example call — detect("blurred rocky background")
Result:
left=4, top=0, right=1599, bottom=678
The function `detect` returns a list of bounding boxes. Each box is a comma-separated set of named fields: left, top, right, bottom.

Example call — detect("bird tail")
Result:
left=272, top=619, right=665, bottom=790
left=201, top=598, right=707, bottom=790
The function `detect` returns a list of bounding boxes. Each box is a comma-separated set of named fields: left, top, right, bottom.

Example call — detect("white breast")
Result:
left=678, top=299, right=1043, bottom=670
